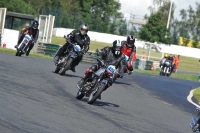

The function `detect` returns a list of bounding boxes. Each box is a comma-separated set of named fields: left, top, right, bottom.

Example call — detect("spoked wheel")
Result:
left=59, top=58, right=73, bottom=75
left=87, top=82, right=106, bottom=104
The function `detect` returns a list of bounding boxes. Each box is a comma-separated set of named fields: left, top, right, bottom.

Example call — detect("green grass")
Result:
left=134, top=69, right=199, bottom=82
left=193, top=88, right=200, bottom=102
left=0, top=47, right=53, bottom=59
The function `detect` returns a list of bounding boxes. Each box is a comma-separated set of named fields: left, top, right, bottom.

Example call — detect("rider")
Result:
left=121, top=35, right=137, bottom=75
left=14, top=20, right=39, bottom=56
left=54, top=24, right=90, bottom=72
left=77, top=40, right=127, bottom=97
left=160, top=53, right=168, bottom=67
left=167, top=54, right=175, bottom=75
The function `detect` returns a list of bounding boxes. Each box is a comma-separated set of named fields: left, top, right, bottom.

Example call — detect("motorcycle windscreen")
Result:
left=73, top=45, right=81, bottom=52
left=165, top=61, right=170, bottom=66
left=24, top=34, right=32, bottom=41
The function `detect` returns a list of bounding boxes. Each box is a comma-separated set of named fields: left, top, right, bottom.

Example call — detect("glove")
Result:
left=101, top=60, right=108, bottom=67
left=82, top=49, right=87, bottom=54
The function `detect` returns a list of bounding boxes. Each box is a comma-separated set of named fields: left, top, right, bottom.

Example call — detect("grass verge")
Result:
left=134, top=69, right=199, bottom=82
left=0, top=47, right=53, bottom=59
left=193, top=88, right=200, bottom=103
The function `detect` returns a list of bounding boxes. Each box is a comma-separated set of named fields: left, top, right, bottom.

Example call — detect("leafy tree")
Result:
left=138, top=12, right=171, bottom=44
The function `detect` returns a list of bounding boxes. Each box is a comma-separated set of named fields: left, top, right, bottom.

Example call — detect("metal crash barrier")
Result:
left=36, top=42, right=159, bottom=70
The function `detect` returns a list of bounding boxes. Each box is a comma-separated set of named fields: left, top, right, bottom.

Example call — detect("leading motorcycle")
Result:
left=190, top=107, right=200, bottom=133
left=76, top=58, right=118, bottom=104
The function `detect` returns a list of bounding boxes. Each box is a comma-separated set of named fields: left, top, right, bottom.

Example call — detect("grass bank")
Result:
left=193, top=88, right=200, bottom=103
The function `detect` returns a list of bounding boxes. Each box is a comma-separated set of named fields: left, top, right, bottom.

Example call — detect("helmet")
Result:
left=32, top=20, right=39, bottom=29
left=80, top=24, right=89, bottom=35
left=126, top=35, right=135, bottom=47
left=164, top=54, right=168, bottom=58
left=112, top=40, right=122, bottom=56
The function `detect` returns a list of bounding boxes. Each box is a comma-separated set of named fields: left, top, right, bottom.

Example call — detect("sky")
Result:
left=119, top=0, right=198, bottom=21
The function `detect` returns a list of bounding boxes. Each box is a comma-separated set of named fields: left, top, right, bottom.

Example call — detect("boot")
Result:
left=14, top=44, right=19, bottom=48
left=26, top=50, right=30, bottom=56
left=98, top=94, right=101, bottom=99
left=70, top=66, right=76, bottom=72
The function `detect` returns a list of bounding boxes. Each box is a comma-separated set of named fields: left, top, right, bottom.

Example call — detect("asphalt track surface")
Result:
left=1, top=52, right=200, bottom=133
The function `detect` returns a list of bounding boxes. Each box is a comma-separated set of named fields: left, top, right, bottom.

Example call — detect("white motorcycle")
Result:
left=15, top=34, right=32, bottom=56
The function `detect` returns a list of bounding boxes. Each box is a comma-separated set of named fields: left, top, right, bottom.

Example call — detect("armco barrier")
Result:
left=36, top=42, right=60, bottom=56
left=36, top=43, right=159, bottom=69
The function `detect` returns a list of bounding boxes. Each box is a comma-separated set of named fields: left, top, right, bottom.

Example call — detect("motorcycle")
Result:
left=76, top=58, right=118, bottom=104
left=190, top=107, right=200, bottom=133
left=15, top=34, right=32, bottom=56
left=160, top=59, right=172, bottom=77
left=54, top=39, right=84, bottom=75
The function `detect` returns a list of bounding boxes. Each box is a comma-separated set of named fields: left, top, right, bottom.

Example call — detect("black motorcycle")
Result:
left=54, top=40, right=83, bottom=75
left=190, top=107, right=200, bottom=133
left=160, top=59, right=172, bottom=77
left=76, top=58, right=118, bottom=104
left=15, top=34, right=32, bottom=56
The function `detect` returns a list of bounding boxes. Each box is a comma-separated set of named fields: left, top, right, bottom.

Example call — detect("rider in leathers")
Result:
left=54, top=24, right=90, bottom=72
left=121, top=35, right=137, bottom=75
left=167, top=54, right=175, bottom=76
left=77, top=40, right=127, bottom=98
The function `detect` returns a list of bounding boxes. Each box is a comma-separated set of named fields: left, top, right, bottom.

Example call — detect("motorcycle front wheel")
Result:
left=76, top=90, right=84, bottom=100
left=87, top=82, right=106, bottom=104
left=59, top=57, right=73, bottom=75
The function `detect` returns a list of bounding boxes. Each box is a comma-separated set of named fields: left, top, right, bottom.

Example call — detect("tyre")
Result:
left=76, top=91, right=84, bottom=100
left=87, top=82, right=106, bottom=104
left=55, top=66, right=60, bottom=73
left=15, top=51, right=19, bottom=56
left=16, top=44, right=25, bottom=57
left=59, top=58, right=73, bottom=75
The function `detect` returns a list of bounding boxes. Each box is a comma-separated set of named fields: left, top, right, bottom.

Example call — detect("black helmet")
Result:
left=80, top=24, right=89, bottom=35
left=126, top=35, right=135, bottom=47
left=112, top=40, right=122, bottom=56
left=32, top=20, right=39, bottom=29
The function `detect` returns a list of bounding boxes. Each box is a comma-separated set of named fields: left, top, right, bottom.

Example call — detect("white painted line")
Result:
left=187, top=89, right=200, bottom=108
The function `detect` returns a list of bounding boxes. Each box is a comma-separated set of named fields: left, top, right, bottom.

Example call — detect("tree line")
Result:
left=1, top=0, right=200, bottom=47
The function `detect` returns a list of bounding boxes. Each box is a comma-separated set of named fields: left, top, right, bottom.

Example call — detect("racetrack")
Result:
left=0, top=52, right=200, bottom=133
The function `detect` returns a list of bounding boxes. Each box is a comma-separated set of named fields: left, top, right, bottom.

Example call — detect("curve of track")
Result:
left=0, top=52, right=200, bottom=133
